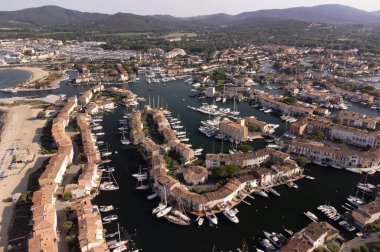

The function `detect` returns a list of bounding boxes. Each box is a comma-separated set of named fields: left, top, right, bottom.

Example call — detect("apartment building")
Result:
left=284, top=139, right=380, bottom=170
left=219, top=118, right=248, bottom=142
left=282, top=222, right=339, bottom=252
left=72, top=198, right=108, bottom=252
left=352, top=199, right=380, bottom=227
left=338, top=110, right=380, bottom=130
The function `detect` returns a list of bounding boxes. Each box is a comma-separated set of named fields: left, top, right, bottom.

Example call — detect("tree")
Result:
left=212, top=164, right=241, bottom=178
left=63, top=221, right=73, bottom=233
left=376, top=122, right=380, bottom=131
left=212, top=166, right=228, bottom=178
left=238, top=144, right=254, bottom=153
left=211, top=68, right=226, bottom=85
left=247, top=122, right=260, bottom=132
left=360, top=245, right=369, bottom=252
left=332, top=116, right=341, bottom=124
left=36, top=111, right=46, bottom=119
left=296, top=156, right=309, bottom=167
left=225, top=164, right=241, bottom=176
left=63, top=192, right=72, bottom=201
left=284, top=97, right=297, bottom=104
left=314, top=130, right=325, bottom=139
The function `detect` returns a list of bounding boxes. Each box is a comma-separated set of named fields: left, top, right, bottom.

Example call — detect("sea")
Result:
left=1, top=69, right=380, bottom=252
left=0, top=69, right=31, bottom=89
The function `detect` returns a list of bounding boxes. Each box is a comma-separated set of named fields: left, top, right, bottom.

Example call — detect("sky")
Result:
left=2, top=0, right=380, bottom=17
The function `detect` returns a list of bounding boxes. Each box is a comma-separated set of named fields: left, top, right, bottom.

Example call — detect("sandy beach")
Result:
left=0, top=105, right=48, bottom=250
left=13, top=67, right=49, bottom=84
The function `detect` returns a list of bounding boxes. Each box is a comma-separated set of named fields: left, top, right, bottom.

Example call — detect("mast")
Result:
left=117, top=223, right=121, bottom=242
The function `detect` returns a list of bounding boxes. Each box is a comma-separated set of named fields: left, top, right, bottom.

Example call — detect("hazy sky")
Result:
left=2, top=0, right=380, bottom=16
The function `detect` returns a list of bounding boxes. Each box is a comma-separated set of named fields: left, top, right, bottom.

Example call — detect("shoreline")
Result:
left=0, top=105, right=48, bottom=249
left=12, top=67, right=49, bottom=84
left=0, top=67, right=67, bottom=93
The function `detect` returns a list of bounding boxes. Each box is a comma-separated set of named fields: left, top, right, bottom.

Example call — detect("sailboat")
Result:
left=132, top=166, right=148, bottom=179
left=136, top=180, right=149, bottom=190
left=230, top=96, right=240, bottom=116
left=165, top=199, right=191, bottom=225
left=109, top=224, right=129, bottom=250
left=99, top=173, right=119, bottom=191
left=120, top=131, right=131, bottom=145
left=157, top=206, right=172, bottom=218
left=222, top=84, right=226, bottom=103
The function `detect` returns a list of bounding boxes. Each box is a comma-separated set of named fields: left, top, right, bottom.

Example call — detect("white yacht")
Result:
left=304, top=211, right=319, bottom=222
left=99, top=205, right=114, bottom=212
left=206, top=214, right=218, bottom=225
left=223, top=208, right=239, bottom=223
left=268, top=188, right=280, bottom=197
left=254, top=190, right=268, bottom=197
left=197, top=217, right=204, bottom=226
left=103, top=215, right=118, bottom=222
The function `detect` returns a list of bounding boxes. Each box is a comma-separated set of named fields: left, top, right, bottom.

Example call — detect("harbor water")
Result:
left=1, top=71, right=380, bottom=251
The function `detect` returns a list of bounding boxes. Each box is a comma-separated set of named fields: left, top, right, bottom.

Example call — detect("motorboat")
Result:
left=103, top=215, right=118, bottom=222
left=304, top=211, right=319, bottom=222
left=287, top=182, right=298, bottom=189
left=357, top=183, right=376, bottom=193
left=223, top=208, right=239, bottom=223
left=156, top=206, right=172, bottom=218
left=268, top=188, right=280, bottom=197
left=263, top=231, right=283, bottom=248
left=206, top=214, right=218, bottom=225
left=99, top=183, right=119, bottom=191
left=259, top=239, right=276, bottom=251
left=346, top=168, right=362, bottom=174
left=101, top=152, right=112, bottom=157
left=305, top=176, right=315, bottom=180
left=101, top=167, right=115, bottom=173
left=254, top=190, right=268, bottom=198
left=92, top=126, right=103, bottom=131
left=147, top=193, right=158, bottom=200
left=347, top=196, right=365, bottom=206
left=198, top=217, right=204, bottom=226
left=99, top=205, right=114, bottom=212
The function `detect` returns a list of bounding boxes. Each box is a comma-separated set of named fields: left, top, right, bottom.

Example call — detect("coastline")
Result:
left=0, top=105, right=47, bottom=249
left=12, top=67, right=49, bottom=84
left=0, top=66, right=67, bottom=93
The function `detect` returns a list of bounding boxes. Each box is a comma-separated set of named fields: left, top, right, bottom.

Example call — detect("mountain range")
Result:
left=1, top=4, right=380, bottom=32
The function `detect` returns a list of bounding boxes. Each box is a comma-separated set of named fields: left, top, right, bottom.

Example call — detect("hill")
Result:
left=235, top=4, right=380, bottom=24
left=0, top=5, right=108, bottom=27
left=1, top=4, right=380, bottom=33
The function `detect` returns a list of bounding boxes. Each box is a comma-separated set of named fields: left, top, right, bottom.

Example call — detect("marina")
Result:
left=1, top=70, right=380, bottom=251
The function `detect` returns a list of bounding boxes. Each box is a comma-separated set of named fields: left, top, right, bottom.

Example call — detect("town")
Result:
left=0, top=5, right=380, bottom=252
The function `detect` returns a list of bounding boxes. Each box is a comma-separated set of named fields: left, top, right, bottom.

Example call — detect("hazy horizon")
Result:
left=1, top=0, right=380, bottom=17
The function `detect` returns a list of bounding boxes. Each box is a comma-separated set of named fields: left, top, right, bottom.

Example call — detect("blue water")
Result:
left=0, top=69, right=31, bottom=88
